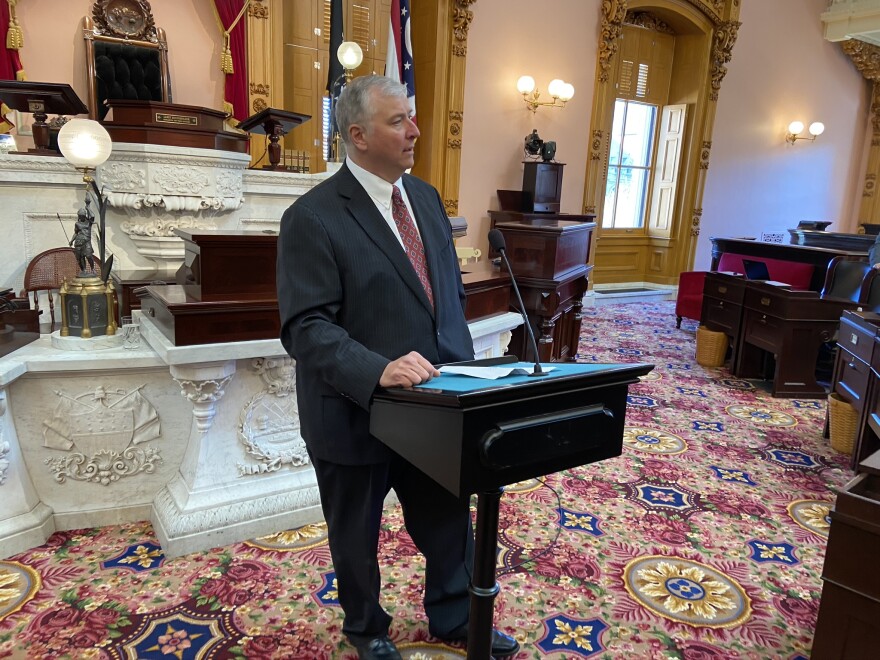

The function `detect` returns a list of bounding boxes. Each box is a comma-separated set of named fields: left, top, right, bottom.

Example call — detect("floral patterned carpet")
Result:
left=0, top=301, right=851, bottom=659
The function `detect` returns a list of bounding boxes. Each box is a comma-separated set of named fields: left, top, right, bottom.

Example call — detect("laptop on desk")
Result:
left=742, top=259, right=771, bottom=281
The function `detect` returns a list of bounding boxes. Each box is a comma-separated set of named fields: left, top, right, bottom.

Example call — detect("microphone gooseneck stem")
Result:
left=498, top=247, right=544, bottom=376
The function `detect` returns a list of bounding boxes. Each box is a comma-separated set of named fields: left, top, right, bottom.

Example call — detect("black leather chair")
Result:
left=820, top=257, right=873, bottom=303
left=82, top=1, right=171, bottom=120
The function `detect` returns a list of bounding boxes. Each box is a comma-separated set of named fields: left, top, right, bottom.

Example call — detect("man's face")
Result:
left=349, top=90, right=419, bottom=183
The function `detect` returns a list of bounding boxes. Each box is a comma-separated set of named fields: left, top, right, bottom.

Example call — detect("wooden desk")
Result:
left=460, top=265, right=511, bottom=322
left=734, top=282, right=854, bottom=397
left=709, top=237, right=867, bottom=292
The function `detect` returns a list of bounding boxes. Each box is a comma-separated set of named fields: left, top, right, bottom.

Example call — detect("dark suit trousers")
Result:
left=311, top=453, right=475, bottom=643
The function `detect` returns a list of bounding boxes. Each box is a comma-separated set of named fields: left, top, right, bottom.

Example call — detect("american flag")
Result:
left=385, top=0, right=416, bottom=121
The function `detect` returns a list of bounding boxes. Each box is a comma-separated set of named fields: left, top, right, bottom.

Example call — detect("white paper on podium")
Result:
left=438, top=365, right=557, bottom=380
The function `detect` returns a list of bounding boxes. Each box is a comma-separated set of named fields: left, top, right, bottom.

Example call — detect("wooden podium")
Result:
left=371, top=358, right=652, bottom=658
left=102, top=100, right=249, bottom=153
left=489, top=218, right=596, bottom=362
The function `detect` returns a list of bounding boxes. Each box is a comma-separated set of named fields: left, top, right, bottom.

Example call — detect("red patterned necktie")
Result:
left=391, top=184, right=434, bottom=307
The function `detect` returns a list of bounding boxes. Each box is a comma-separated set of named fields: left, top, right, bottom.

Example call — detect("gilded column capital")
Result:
left=709, top=20, right=741, bottom=101
left=248, top=0, right=269, bottom=19
left=841, top=38, right=880, bottom=82
left=598, top=0, right=628, bottom=83
left=452, top=0, right=478, bottom=57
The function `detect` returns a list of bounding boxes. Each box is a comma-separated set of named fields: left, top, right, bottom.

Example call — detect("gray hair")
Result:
left=335, top=75, right=408, bottom=145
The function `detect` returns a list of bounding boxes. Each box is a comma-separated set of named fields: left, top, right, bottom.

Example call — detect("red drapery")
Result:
left=213, top=0, right=248, bottom=125
left=0, top=0, right=24, bottom=132
left=0, top=0, right=23, bottom=81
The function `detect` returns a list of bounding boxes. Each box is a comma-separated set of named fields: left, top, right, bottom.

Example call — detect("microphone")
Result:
left=488, top=229, right=547, bottom=377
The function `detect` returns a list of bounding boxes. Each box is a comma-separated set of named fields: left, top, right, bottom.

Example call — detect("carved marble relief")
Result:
left=238, top=357, right=309, bottom=476
left=101, top=162, right=146, bottom=190
left=42, top=386, right=162, bottom=486
left=174, top=375, right=234, bottom=433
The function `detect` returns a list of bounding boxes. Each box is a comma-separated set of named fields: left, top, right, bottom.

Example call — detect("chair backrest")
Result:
left=82, top=1, right=171, bottom=120
left=20, top=247, right=96, bottom=329
left=820, top=256, right=873, bottom=303
left=860, top=268, right=880, bottom=310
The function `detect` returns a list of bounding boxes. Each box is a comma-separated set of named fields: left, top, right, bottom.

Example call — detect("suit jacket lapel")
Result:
left=337, top=166, right=435, bottom=316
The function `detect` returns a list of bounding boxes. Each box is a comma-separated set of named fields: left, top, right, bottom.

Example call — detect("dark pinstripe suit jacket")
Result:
left=277, top=164, right=474, bottom=464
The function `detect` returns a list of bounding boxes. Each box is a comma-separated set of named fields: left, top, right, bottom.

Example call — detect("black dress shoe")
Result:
left=437, top=625, right=520, bottom=657
left=353, top=635, right=402, bottom=660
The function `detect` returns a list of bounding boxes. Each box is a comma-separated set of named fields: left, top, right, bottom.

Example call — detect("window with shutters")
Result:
left=602, top=24, right=674, bottom=229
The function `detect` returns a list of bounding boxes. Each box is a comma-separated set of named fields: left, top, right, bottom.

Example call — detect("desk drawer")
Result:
left=704, top=277, right=745, bottom=304
left=742, top=310, right=783, bottom=352
left=835, top=348, right=871, bottom=410
left=840, top=315, right=877, bottom=366
left=703, top=298, right=741, bottom=335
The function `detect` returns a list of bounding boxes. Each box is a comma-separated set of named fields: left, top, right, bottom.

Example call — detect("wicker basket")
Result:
left=827, top=393, right=857, bottom=455
left=696, top=325, right=728, bottom=368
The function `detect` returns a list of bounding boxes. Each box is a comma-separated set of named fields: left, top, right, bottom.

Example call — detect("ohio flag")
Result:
left=385, top=0, right=416, bottom=120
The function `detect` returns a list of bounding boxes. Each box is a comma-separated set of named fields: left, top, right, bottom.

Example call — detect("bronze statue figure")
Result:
left=70, top=198, right=96, bottom=275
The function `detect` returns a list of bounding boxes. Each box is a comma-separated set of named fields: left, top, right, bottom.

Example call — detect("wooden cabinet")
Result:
left=812, top=450, right=880, bottom=659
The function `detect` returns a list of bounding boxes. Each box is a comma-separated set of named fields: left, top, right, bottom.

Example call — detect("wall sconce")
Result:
left=786, top=120, right=825, bottom=144
left=517, top=75, right=574, bottom=113
left=337, top=41, right=364, bottom=83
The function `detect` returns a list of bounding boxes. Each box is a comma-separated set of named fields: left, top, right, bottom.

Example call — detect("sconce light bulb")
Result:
left=337, top=41, right=364, bottom=70
left=516, top=75, right=535, bottom=95
left=808, top=121, right=825, bottom=137
left=787, top=121, right=804, bottom=136
left=559, top=83, right=575, bottom=102
left=547, top=78, right=566, bottom=99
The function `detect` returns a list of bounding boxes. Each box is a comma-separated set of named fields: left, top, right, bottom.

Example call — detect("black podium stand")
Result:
left=370, top=359, right=652, bottom=658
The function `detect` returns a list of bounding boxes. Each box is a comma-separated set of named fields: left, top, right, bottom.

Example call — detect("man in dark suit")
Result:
left=277, top=75, right=519, bottom=660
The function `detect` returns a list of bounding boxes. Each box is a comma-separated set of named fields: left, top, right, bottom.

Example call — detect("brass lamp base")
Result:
left=60, top=275, right=118, bottom=339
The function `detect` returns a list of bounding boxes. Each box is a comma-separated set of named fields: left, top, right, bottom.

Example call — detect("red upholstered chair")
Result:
left=675, top=271, right=706, bottom=328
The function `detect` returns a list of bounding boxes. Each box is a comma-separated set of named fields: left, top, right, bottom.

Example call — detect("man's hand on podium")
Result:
left=380, top=351, right=441, bottom=388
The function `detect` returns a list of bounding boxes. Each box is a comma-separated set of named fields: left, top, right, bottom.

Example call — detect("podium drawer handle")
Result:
left=718, top=286, right=727, bottom=294
left=851, top=333, right=858, bottom=345
left=849, top=362, right=856, bottom=369
left=760, top=297, right=771, bottom=306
